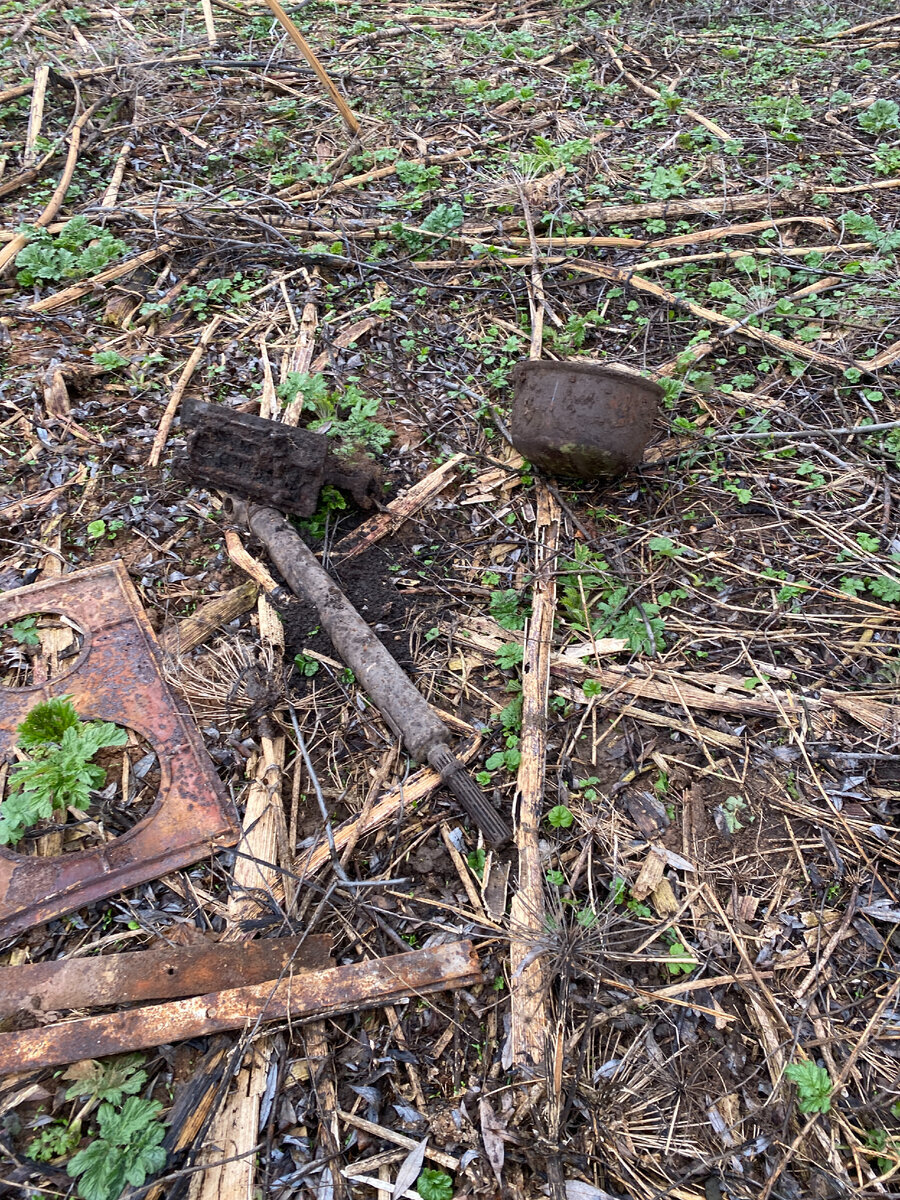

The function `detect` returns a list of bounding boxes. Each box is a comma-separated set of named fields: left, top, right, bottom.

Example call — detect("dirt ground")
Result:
left=2, top=0, right=900, bottom=1198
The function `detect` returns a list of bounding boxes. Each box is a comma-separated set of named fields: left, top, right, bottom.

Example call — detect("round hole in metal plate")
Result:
left=0, top=612, right=86, bottom=690
left=5, top=715, right=160, bottom=857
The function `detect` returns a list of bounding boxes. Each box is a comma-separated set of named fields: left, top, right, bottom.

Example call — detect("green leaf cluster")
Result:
left=68, top=1096, right=166, bottom=1200
left=64, top=1055, right=148, bottom=1106
left=420, top=202, right=464, bottom=236
left=841, top=211, right=900, bottom=255
left=27, top=1120, right=82, bottom=1162
left=784, top=1061, right=832, bottom=1113
left=3, top=617, right=40, bottom=646
left=558, top=544, right=666, bottom=655
left=0, top=698, right=128, bottom=846
left=417, top=1167, right=454, bottom=1200
left=489, top=589, right=527, bottom=631
left=858, top=99, right=900, bottom=135
left=15, top=217, right=129, bottom=288
left=277, top=375, right=392, bottom=459
left=547, top=805, right=574, bottom=829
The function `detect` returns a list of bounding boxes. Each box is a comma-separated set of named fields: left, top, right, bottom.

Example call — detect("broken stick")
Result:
left=509, top=485, right=561, bottom=1069
left=259, top=0, right=360, bottom=134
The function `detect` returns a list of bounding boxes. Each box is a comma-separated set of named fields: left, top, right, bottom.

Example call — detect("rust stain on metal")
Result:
left=0, top=934, right=333, bottom=1017
left=0, top=940, right=481, bottom=1075
left=180, top=398, right=380, bottom=516
left=0, top=561, right=240, bottom=937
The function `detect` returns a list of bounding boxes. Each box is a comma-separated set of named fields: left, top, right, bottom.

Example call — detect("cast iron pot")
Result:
left=509, top=360, right=663, bottom=479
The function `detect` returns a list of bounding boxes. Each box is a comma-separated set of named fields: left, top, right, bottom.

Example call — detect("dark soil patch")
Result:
left=278, top=542, right=420, bottom=684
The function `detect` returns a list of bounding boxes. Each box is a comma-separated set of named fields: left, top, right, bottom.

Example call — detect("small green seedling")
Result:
left=92, top=350, right=130, bottom=371
left=27, top=1119, right=82, bottom=1162
left=416, top=1168, right=454, bottom=1200
left=0, top=697, right=128, bottom=847
left=495, top=642, right=524, bottom=670
left=293, top=653, right=320, bottom=677
left=467, top=848, right=486, bottom=879
left=858, top=99, right=900, bottom=135
left=666, top=941, right=697, bottom=976
left=784, top=1061, right=832, bottom=1113
left=4, top=617, right=40, bottom=646
left=715, top=794, right=754, bottom=835
left=547, top=805, right=574, bottom=829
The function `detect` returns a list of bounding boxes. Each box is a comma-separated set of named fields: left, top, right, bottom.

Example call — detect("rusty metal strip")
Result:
left=0, top=561, right=239, bottom=937
left=0, top=935, right=333, bottom=1017
left=0, top=941, right=481, bottom=1075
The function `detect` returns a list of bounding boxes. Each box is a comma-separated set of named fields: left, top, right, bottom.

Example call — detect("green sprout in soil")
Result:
left=0, top=696, right=128, bottom=847
left=784, top=1061, right=833, bottom=1114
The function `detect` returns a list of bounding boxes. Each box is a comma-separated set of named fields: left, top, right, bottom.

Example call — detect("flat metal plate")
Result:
left=0, top=561, right=239, bottom=937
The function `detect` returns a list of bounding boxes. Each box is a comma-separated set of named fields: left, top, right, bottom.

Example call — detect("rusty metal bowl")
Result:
left=508, top=360, right=663, bottom=479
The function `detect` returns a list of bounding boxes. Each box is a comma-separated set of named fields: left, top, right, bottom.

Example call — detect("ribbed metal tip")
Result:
left=427, top=744, right=512, bottom=847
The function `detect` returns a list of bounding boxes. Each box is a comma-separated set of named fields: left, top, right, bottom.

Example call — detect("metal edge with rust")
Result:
left=0, top=561, right=240, bottom=937
left=0, top=940, right=482, bottom=1075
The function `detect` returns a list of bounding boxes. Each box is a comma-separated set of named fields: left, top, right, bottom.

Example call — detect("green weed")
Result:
left=15, top=216, right=129, bottom=288
left=784, top=1061, right=832, bottom=1114
left=417, top=1167, right=454, bottom=1200
left=277, top=374, right=391, bottom=458
left=68, top=1096, right=166, bottom=1200
left=489, top=589, right=527, bottom=631
left=858, top=99, right=900, bottom=135
left=27, top=1120, right=81, bottom=1163
left=0, top=697, right=128, bottom=846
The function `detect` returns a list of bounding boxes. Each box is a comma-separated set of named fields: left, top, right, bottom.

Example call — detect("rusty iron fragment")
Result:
left=179, top=398, right=380, bottom=516
left=0, top=934, right=333, bottom=1018
left=0, top=561, right=240, bottom=937
left=0, top=940, right=481, bottom=1075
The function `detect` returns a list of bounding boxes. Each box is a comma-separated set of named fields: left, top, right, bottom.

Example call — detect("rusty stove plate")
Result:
left=0, top=561, right=239, bottom=937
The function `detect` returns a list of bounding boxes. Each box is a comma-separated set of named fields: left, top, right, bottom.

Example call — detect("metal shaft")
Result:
left=231, top=500, right=511, bottom=846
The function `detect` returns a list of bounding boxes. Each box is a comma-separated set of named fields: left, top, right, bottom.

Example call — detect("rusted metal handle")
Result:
left=228, top=499, right=511, bottom=846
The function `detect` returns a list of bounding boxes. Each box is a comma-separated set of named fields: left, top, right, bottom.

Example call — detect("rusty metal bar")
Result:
left=0, top=935, right=333, bottom=1018
left=0, top=941, right=481, bottom=1075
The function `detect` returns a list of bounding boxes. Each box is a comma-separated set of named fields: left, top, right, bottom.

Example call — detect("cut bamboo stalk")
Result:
left=259, top=0, right=360, bottom=134
left=509, top=485, right=561, bottom=1070
left=148, top=315, right=223, bottom=467
left=331, top=453, right=465, bottom=562
left=308, top=315, right=378, bottom=374
left=160, top=580, right=259, bottom=655
left=281, top=301, right=318, bottom=425
left=22, top=65, right=50, bottom=169
left=200, top=0, right=218, bottom=45
left=294, top=738, right=483, bottom=879
left=223, top=529, right=281, bottom=594
left=196, top=734, right=287, bottom=1196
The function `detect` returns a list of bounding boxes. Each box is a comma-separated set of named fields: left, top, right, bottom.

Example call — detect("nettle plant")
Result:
left=15, top=216, right=129, bottom=287
left=276, top=372, right=392, bottom=458
left=0, top=696, right=128, bottom=846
